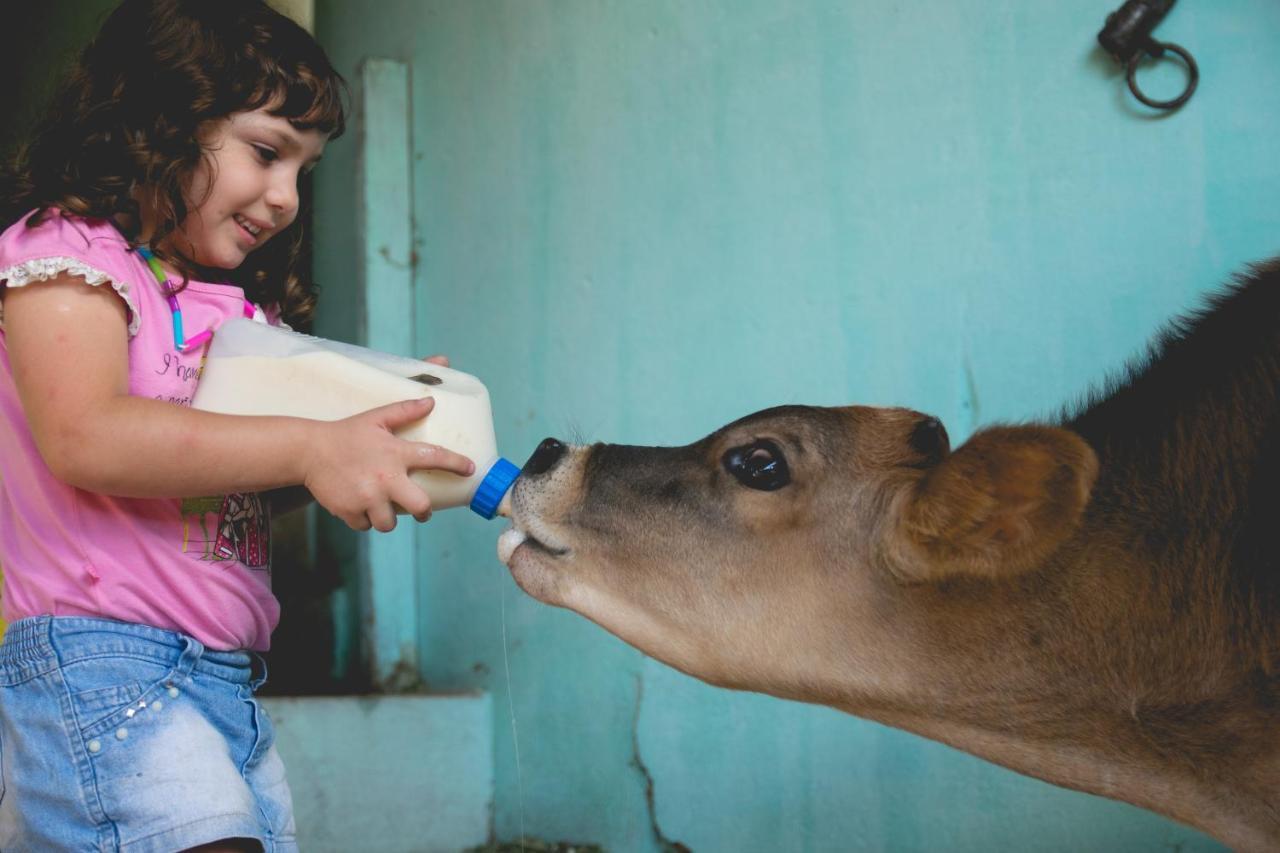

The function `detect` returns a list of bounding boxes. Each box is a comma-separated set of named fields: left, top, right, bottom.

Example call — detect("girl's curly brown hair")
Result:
left=0, top=0, right=347, bottom=327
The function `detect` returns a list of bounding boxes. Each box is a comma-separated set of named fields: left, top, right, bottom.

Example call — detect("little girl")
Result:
left=0, top=1, right=472, bottom=849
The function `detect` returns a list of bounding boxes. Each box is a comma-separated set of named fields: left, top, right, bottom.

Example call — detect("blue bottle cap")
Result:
left=469, top=457, right=520, bottom=519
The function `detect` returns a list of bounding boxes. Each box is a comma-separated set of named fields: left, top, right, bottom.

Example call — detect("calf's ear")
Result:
left=884, top=426, right=1098, bottom=582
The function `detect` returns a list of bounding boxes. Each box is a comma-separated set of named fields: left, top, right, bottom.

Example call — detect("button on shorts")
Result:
left=0, top=616, right=296, bottom=852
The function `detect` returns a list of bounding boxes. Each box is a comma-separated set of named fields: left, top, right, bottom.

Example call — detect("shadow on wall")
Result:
left=0, top=1, right=119, bottom=164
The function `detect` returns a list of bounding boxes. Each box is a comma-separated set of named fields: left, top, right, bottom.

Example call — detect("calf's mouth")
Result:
left=497, top=521, right=569, bottom=563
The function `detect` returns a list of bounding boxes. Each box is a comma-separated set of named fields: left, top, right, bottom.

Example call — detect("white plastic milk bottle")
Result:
left=190, top=318, right=518, bottom=518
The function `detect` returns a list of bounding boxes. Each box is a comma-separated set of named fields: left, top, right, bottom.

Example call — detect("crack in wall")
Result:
left=962, top=352, right=981, bottom=434
left=630, top=672, right=692, bottom=853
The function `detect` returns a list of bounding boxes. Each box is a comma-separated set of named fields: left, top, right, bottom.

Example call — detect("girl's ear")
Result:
left=884, top=426, right=1099, bottom=582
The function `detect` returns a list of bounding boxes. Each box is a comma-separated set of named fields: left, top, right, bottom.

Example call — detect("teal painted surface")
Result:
left=311, top=58, right=422, bottom=689
left=312, top=0, right=1280, bottom=849
left=263, top=695, right=492, bottom=851
left=356, top=58, right=423, bottom=689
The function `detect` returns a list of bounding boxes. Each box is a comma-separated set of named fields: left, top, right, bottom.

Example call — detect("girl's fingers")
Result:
left=366, top=503, right=397, bottom=533
left=408, top=443, right=475, bottom=477
left=388, top=479, right=432, bottom=521
left=370, top=397, right=434, bottom=431
left=423, top=354, right=450, bottom=367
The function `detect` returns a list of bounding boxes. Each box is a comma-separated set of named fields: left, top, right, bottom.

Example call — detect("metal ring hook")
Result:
left=1125, top=40, right=1199, bottom=110
left=1098, top=0, right=1198, bottom=112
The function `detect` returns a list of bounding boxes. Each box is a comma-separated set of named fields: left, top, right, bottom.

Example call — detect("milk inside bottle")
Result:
left=190, top=318, right=518, bottom=518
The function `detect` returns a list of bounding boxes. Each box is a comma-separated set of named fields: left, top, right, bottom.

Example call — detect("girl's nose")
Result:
left=265, top=177, right=299, bottom=220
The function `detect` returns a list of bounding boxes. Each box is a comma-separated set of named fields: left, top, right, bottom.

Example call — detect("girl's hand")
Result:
left=424, top=354, right=449, bottom=367
left=302, top=397, right=474, bottom=532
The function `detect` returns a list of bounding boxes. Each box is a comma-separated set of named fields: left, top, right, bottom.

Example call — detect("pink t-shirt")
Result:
left=0, top=209, right=279, bottom=651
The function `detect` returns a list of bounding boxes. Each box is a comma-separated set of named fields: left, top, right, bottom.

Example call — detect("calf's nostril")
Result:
left=523, top=437, right=566, bottom=475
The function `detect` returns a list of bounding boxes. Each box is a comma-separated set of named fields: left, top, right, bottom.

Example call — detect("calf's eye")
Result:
left=722, top=439, right=791, bottom=491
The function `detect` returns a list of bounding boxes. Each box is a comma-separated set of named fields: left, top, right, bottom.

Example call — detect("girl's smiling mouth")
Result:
left=233, top=213, right=264, bottom=242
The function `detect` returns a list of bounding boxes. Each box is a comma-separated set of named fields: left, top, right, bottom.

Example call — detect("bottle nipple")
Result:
left=469, top=457, right=520, bottom=519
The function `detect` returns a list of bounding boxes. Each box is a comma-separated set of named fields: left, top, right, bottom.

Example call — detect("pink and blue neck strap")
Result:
left=137, top=246, right=255, bottom=353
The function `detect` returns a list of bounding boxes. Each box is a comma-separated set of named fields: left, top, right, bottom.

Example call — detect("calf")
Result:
left=498, top=261, right=1280, bottom=850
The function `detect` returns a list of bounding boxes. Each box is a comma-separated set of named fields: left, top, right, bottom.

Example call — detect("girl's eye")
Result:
left=252, top=145, right=279, bottom=164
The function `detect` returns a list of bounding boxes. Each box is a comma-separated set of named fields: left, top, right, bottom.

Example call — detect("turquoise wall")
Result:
left=313, top=1, right=1280, bottom=849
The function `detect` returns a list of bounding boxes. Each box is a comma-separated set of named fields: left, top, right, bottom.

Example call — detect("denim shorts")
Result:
left=0, top=616, right=296, bottom=852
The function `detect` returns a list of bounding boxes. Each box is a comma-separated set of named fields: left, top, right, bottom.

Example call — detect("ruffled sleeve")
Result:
left=0, top=210, right=142, bottom=336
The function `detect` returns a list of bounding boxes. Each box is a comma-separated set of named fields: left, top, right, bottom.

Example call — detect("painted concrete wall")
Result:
left=263, top=695, right=492, bottom=851
left=313, top=1, right=1280, bottom=849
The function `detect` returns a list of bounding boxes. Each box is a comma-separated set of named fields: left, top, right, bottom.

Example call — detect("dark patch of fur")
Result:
left=1066, top=259, right=1280, bottom=673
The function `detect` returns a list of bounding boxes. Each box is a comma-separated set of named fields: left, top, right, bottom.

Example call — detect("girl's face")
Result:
left=171, top=108, right=328, bottom=270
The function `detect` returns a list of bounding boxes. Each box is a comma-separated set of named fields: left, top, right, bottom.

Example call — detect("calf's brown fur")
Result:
left=499, top=261, right=1280, bottom=849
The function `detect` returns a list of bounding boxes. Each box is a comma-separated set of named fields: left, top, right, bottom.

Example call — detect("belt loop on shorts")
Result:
left=248, top=651, right=269, bottom=691
left=173, top=635, right=205, bottom=683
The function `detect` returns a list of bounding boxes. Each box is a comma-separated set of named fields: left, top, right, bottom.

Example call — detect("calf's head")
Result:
left=499, top=405, right=1097, bottom=708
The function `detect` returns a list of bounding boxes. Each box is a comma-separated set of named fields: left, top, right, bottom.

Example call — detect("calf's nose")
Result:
left=523, top=437, right=566, bottom=475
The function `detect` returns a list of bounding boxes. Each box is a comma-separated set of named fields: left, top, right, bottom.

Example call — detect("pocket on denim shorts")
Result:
left=62, top=656, right=177, bottom=733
